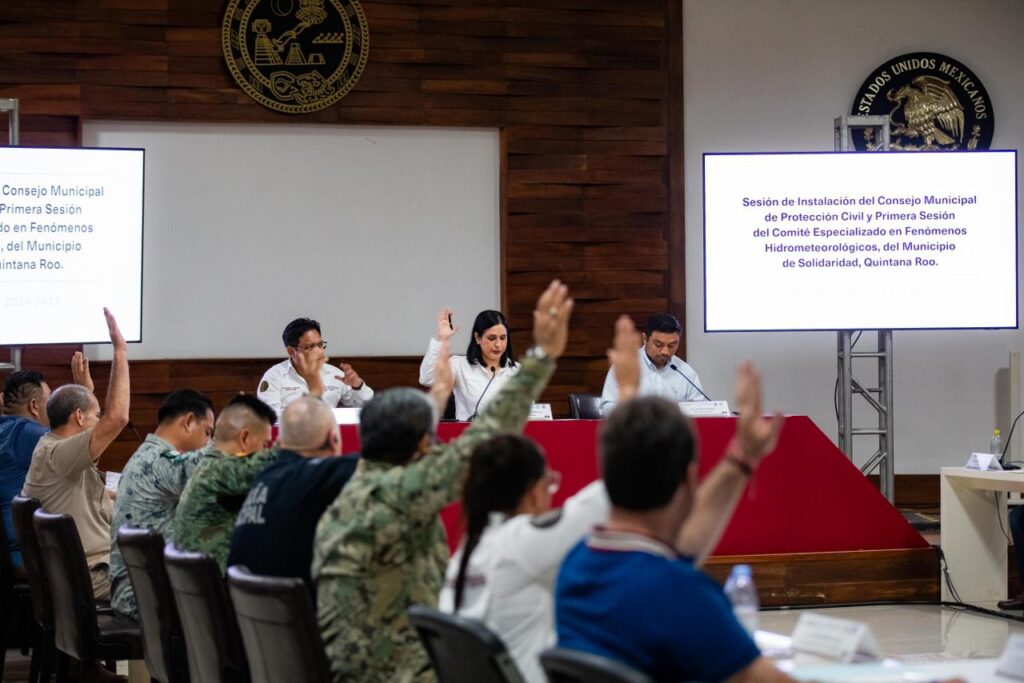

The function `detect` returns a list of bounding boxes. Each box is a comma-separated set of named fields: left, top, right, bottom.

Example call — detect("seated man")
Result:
left=599, top=312, right=706, bottom=414
left=22, top=309, right=129, bottom=601
left=557, top=364, right=791, bottom=683
left=108, top=389, right=215, bottom=620
left=228, top=394, right=358, bottom=590
left=257, top=317, right=373, bottom=416
left=1, top=369, right=51, bottom=576
left=313, top=280, right=572, bottom=683
left=174, top=394, right=278, bottom=572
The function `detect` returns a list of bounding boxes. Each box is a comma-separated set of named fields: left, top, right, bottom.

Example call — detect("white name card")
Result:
left=529, top=403, right=554, bottom=421
left=791, top=613, right=881, bottom=663
left=965, top=452, right=1003, bottom=471
left=332, top=407, right=361, bottom=425
left=679, top=400, right=731, bottom=417
left=997, top=633, right=1024, bottom=680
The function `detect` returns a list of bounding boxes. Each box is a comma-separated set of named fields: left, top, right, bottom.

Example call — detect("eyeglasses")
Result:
left=545, top=469, right=562, bottom=496
left=294, top=341, right=327, bottom=352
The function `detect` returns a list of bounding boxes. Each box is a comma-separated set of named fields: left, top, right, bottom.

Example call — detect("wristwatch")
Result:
left=526, top=345, right=548, bottom=361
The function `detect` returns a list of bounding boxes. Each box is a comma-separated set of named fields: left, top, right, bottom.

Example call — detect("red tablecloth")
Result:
left=340, top=416, right=927, bottom=555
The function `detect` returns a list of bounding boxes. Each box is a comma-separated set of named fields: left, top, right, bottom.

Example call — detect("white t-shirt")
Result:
left=419, top=337, right=520, bottom=421
left=438, top=481, right=609, bottom=683
left=600, top=348, right=705, bottom=415
left=257, top=358, right=374, bottom=418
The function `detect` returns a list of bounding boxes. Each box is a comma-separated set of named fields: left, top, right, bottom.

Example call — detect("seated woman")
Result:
left=437, top=434, right=608, bottom=683
left=419, top=307, right=520, bottom=421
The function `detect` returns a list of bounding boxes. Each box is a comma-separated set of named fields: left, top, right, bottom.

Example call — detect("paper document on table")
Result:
left=997, top=633, right=1024, bottom=680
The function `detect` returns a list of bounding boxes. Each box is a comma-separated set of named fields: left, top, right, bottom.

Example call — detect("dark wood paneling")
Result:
left=705, top=548, right=940, bottom=606
left=868, top=474, right=940, bottom=508
left=0, top=0, right=684, bottom=418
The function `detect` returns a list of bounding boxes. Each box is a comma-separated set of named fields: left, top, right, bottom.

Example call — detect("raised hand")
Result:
left=103, top=307, right=127, bottom=352
left=607, top=315, right=641, bottom=402
left=436, top=307, right=459, bottom=342
left=71, top=351, right=94, bottom=392
left=339, top=363, right=363, bottom=389
left=531, top=280, right=573, bottom=360
left=732, top=362, right=784, bottom=467
left=428, top=338, right=455, bottom=417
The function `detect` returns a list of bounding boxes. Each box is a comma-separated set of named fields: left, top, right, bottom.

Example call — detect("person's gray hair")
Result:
left=46, top=384, right=96, bottom=429
left=358, top=388, right=436, bottom=465
left=278, top=396, right=336, bottom=452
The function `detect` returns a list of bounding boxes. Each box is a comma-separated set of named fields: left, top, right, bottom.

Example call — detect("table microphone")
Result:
left=669, top=363, right=712, bottom=402
left=468, top=366, right=497, bottom=422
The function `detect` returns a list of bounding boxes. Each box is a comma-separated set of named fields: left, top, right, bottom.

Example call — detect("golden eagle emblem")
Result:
left=886, top=76, right=965, bottom=150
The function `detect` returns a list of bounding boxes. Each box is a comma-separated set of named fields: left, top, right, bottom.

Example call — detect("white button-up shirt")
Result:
left=438, top=482, right=609, bottom=683
left=257, top=358, right=374, bottom=418
left=600, top=348, right=705, bottom=415
left=419, top=337, right=520, bottom=421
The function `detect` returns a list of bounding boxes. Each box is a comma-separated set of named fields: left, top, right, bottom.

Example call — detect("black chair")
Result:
left=164, top=544, right=249, bottom=683
left=406, top=605, right=525, bottom=683
left=568, top=393, right=603, bottom=420
left=117, top=527, right=190, bottom=683
left=226, top=565, right=330, bottom=683
left=1, top=502, right=33, bottom=679
left=441, top=393, right=457, bottom=421
left=540, top=648, right=655, bottom=683
left=13, top=496, right=67, bottom=683
left=32, top=510, right=143, bottom=676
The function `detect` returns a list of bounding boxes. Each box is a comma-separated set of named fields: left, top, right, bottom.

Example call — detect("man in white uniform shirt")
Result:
left=600, top=312, right=706, bottom=415
left=258, top=317, right=373, bottom=417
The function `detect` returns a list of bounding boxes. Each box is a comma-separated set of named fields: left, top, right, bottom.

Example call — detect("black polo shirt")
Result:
left=228, top=450, right=359, bottom=591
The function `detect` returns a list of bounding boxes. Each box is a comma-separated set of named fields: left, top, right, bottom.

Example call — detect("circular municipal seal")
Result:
left=850, top=52, right=993, bottom=151
left=222, top=0, right=369, bottom=115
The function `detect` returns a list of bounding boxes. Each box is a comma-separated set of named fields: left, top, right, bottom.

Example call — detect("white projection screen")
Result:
left=0, top=146, right=144, bottom=345
left=703, top=150, right=1018, bottom=332
left=82, top=121, right=500, bottom=360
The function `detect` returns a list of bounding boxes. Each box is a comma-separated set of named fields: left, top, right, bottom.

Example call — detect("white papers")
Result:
left=104, top=471, right=121, bottom=493
left=791, top=613, right=881, bottom=663
left=997, top=633, right=1024, bottom=680
left=679, top=400, right=731, bottom=417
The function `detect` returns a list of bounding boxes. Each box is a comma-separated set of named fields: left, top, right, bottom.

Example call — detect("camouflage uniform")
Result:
left=173, top=447, right=278, bottom=572
left=313, top=354, right=554, bottom=683
left=109, top=434, right=204, bottom=620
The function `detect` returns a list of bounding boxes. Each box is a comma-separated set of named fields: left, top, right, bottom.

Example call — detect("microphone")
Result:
left=669, top=363, right=712, bottom=402
left=468, top=366, right=497, bottom=422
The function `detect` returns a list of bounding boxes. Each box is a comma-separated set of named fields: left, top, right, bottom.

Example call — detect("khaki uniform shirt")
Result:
left=22, top=429, right=113, bottom=568
left=313, top=354, right=554, bottom=683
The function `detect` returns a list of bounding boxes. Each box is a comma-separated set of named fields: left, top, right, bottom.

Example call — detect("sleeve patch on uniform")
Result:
left=259, top=381, right=269, bottom=392
left=530, top=508, right=564, bottom=529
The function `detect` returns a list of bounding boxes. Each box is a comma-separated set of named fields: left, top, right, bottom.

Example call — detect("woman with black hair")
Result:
left=419, top=307, right=520, bottom=421
left=437, top=435, right=608, bottom=683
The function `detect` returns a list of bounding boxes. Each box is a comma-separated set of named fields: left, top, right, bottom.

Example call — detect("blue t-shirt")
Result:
left=555, top=529, right=760, bottom=683
left=0, top=415, right=48, bottom=570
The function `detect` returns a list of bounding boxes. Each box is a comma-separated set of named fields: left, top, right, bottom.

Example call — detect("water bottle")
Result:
left=990, top=429, right=1003, bottom=456
left=724, top=564, right=759, bottom=636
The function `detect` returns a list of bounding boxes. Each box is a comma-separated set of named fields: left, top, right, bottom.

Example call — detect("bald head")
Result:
left=279, top=396, right=340, bottom=455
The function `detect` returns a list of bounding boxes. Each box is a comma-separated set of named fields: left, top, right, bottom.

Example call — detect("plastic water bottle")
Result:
left=990, top=429, right=1003, bottom=456
left=724, top=564, right=759, bottom=636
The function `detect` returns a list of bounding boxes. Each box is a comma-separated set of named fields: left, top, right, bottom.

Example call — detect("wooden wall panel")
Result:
left=0, top=0, right=684, bottom=419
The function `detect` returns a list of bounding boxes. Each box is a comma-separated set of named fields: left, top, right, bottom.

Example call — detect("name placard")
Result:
left=332, top=407, right=361, bottom=425
left=965, top=452, right=1003, bottom=471
left=996, top=633, right=1024, bottom=680
left=679, top=400, right=731, bottom=417
left=791, top=613, right=880, bottom=663
left=529, top=403, right=554, bottom=421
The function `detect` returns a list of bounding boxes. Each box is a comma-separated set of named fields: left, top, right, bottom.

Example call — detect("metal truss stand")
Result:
left=833, top=115, right=895, bottom=502
left=1, top=98, right=22, bottom=374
